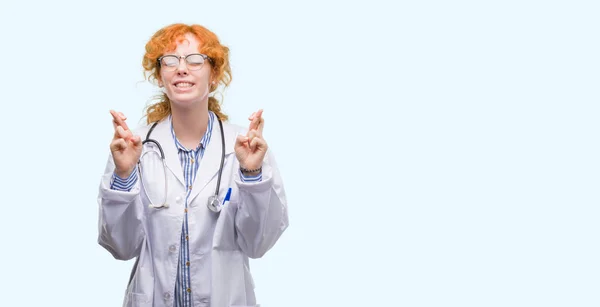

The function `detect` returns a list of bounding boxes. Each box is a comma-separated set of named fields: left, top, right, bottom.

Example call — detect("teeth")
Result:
left=175, top=82, right=193, bottom=88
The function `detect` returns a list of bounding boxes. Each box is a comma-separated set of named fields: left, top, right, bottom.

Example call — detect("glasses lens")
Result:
left=186, top=54, right=206, bottom=70
left=160, top=56, right=179, bottom=70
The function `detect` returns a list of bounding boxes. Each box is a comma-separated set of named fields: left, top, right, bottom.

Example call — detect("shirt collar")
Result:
left=169, top=111, right=215, bottom=152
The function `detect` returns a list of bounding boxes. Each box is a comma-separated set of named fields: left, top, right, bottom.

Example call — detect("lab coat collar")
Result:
left=146, top=116, right=185, bottom=186
left=147, top=113, right=237, bottom=197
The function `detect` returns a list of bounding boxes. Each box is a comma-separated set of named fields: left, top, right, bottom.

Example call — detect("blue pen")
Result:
left=222, top=187, right=232, bottom=205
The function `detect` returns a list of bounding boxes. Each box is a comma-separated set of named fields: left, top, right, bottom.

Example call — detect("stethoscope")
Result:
left=137, top=118, right=226, bottom=213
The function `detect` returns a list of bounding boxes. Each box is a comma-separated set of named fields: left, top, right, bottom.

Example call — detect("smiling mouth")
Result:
left=174, top=82, right=195, bottom=88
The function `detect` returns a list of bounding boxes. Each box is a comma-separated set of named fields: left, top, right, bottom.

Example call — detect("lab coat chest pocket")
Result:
left=212, top=185, right=240, bottom=251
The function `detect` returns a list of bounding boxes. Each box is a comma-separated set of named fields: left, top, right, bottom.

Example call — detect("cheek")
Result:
left=194, top=69, right=211, bottom=82
left=158, top=72, right=171, bottom=87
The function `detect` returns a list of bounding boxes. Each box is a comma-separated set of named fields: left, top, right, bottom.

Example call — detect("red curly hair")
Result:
left=142, top=23, right=232, bottom=124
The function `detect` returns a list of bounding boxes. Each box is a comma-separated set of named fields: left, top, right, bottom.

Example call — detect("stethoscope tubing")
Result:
left=137, top=118, right=225, bottom=212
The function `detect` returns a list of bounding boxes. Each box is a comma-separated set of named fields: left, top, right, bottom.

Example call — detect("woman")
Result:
left=97, top=23, right=289, bottom=307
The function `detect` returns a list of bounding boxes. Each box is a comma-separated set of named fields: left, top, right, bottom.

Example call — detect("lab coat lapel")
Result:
left=147, top=118, right=185, bottom=187
left=189, top=120, right=236, bottom=202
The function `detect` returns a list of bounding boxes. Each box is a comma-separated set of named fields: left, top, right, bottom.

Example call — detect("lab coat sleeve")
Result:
left=110, top=171, right=139, bottom=191
left=239, top=170, right=262, bottom=182
left=97, top=153, right=145, bottom=261
left=234, top=150, right=289, bottom=259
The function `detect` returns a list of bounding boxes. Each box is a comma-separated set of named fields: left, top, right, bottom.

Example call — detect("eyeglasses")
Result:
left=157, top=53, right=213, bottom=71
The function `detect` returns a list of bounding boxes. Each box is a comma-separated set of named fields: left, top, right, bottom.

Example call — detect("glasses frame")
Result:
left=157, top=53, right=214, bottom=71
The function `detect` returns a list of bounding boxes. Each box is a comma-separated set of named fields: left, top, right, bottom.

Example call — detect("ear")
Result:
left=156, top=73, right=165, bottom=88
left=157, top=81, right=166, bottom=93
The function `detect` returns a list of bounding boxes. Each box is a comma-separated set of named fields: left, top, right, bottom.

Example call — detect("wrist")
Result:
left=115, top=167, right=134, bottom=179
left=240, top=165, right=262, bottom=176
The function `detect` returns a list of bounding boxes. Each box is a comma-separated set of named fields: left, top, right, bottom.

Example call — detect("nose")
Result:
left=176, top=58, right=189, bottom=75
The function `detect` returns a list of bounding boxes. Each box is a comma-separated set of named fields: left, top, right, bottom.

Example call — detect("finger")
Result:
left=248, top=109, right=263, bottom=129
left=110, top=110, right=121, bottom=123
left=132, top=135, right=142, bottom=146
left=113, top=122, right=121, bottom=138
left=247, top=119, right=264, bottom=137
left=112, top=119, right=125, bottom=131
left=256, top=116, right=265, bottom=135
left=249, top=137, right=259, bottom=150
left=110, top=110, right=129, bottom=131
left=116, top=125, right=132, bottom=140
left=110, top=138, right=128, bottom=152
left=249, top=136, right=266, bottom=151
left=248, top=116, right=258, bottom=130
left=252, top=109, right=264, bottom=133
left=247, top=130, right=259, bottom=143
left=252, top=109, right=263, bottom=121
left=111, top=112, right=125, bottom=131
left=113, top=125, right=130, bottom=141
left=114, top=125, right=124, bottom=139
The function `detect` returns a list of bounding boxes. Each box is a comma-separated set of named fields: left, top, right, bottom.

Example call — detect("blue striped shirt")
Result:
left=110, top=111, right=261, bottom=306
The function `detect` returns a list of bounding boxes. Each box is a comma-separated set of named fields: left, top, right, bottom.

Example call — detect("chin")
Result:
left=169, top=94, right=203, bottom=108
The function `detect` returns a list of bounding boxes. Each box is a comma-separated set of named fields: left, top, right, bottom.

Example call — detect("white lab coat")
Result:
left=97, top=117, right=289, bottom=307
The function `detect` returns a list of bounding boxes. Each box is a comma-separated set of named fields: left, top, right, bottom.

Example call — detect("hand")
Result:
left=235, top=109, right=268, bottom=174
left=109, top=110, right=142, bottom=178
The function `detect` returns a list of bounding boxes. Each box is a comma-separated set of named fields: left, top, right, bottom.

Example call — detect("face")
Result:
left=158, top=33, right=213, bottom=108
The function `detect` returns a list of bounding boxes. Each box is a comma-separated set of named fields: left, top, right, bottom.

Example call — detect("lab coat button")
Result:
left=164, top=292, right=171, bottom=300
left=169, top=245, right=176, bottom=252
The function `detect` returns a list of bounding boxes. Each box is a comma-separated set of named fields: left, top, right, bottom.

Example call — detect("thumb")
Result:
left=110, top=138, right=128, bottom=153
left=250, top=137, right=266, bottom=151
left=235, top=134, right=248, bottom=147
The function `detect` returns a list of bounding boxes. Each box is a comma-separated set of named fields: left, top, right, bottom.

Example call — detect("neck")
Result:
left=170, top=103, right=209, bottom=150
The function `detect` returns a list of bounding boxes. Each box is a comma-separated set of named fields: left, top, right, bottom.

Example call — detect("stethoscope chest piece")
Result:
left=207, top=195, right=222, bottom=213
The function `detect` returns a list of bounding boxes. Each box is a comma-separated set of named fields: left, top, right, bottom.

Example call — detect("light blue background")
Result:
left=0, top=0, right=598, bottom=306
